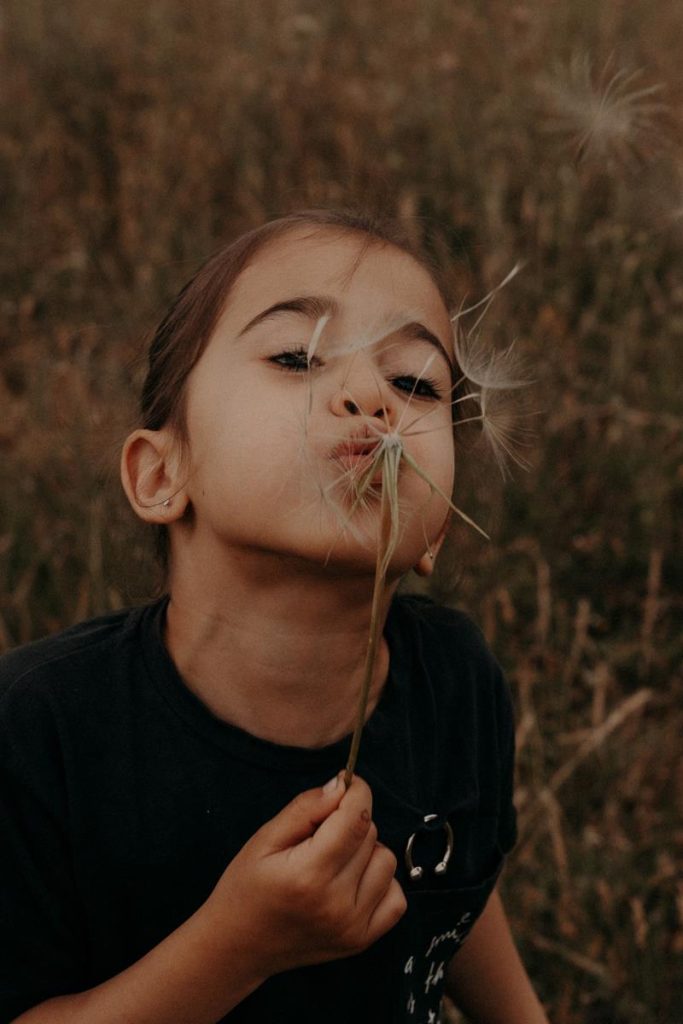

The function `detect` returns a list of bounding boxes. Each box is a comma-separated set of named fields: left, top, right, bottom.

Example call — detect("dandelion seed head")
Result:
left=381, top=431, right=403, bottom=452
left=295, top=261, right=530, bottom=556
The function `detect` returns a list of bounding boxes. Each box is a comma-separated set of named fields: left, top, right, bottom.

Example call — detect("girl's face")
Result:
left=179, top=227, right=456, bottom=575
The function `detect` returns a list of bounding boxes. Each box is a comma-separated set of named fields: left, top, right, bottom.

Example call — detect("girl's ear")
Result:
left=120, top=428, right=188, bottom=524
left=413, top=514, right=451, bottom=578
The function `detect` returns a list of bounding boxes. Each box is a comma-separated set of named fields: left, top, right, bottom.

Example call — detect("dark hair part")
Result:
left=140, top=208, right=460, bottom=569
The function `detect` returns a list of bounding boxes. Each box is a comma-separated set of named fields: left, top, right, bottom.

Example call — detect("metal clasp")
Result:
left=404, top=813, right=454, bottom=881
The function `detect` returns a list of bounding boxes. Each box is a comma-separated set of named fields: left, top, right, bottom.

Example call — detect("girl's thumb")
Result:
left=262, top=773, right=345, bottom=851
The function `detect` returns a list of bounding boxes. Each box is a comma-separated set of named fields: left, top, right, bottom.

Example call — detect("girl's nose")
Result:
left=336, top=395, right=386, bottom=418
left=329, top=359, right=395, bottom=422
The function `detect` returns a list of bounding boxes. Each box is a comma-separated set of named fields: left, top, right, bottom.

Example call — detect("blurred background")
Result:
left=1, top=0, right=681, bottom=1020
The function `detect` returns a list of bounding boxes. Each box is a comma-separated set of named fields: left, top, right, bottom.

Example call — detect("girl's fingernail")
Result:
left=323, top=774, right=339, bottom=793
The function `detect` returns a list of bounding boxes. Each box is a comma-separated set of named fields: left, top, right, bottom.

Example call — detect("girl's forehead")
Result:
left=221, top=228, right=452, bottom=341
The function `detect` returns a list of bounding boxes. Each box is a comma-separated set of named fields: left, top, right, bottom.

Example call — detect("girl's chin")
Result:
left=308, top=537, right=423, bottom=579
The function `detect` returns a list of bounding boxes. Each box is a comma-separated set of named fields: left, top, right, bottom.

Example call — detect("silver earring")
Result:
left=162, top=498, right=171, bottom=507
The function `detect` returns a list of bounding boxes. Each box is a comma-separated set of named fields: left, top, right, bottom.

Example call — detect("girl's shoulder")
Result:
left=390, top=593, right=513, bottom=721
left=0, top=602, right=158, bottom=710
left=392, top=592, right=499, bottom=668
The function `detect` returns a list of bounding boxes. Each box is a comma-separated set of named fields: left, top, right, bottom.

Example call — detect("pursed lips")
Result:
left=331, top=430, right=389, bottom=481
left=326, top=430, right=395, bottom=493
left=329, top=430, right=384, bottom=465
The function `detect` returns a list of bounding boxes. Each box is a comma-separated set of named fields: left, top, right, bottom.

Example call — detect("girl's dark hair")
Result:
left=140, top=208, right=458, bottom=569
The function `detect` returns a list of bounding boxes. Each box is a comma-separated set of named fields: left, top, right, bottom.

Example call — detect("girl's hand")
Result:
left=201, top=774, right=407, bottom=980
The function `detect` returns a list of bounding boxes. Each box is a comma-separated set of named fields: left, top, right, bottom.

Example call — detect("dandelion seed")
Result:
left=306, top=314, right=331, bottom=364
left=537, top=53, right=666, bottom=168
left=480, top=387, right=533, bottom=478
left=400, top=448, right=489, bottom=539
left=449, top=263, right=528, bottom=398
left=325, top=310, right=425, bottom=360
left=305, top=315, right=331, bottom=416
left=453, top=331, right=529, bottom=392
left=395, top=352, right=438, bottom=435
left=451, top=263, right=523, bottom=325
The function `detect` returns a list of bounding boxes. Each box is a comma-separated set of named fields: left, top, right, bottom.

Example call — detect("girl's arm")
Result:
left=9, top=777, right=405, bottom=1024
left=445, top=884, right=549, bottom=1024
left=9, top=901, right=266, bottom=1024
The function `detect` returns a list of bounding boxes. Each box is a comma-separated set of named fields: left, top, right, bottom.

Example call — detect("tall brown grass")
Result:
left=1, top=1, right=681, bottom=1020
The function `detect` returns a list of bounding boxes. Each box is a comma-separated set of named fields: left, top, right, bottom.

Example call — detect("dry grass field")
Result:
left=1, top=1, right=681, bottom=1020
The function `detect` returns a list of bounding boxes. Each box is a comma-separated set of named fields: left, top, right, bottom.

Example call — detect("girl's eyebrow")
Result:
left=397, top=321, right=453, bottom=370
left=237, top=293, right=453, bottom=369
left=237, top=295, right=339, bottom=336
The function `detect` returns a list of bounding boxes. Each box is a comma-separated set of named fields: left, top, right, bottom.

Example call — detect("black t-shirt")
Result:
left=0, top=594, right=517, bottom=1023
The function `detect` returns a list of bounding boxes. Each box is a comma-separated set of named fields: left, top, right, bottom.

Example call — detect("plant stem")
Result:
left=343, top=473, right=392, bottom=789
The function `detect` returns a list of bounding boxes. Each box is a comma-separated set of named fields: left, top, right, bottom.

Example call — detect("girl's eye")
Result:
left=268, top=351, right=442, bottom=399
left=268, top=347, right=320, bottom=372
left=389, top=375, right=443, bottom=400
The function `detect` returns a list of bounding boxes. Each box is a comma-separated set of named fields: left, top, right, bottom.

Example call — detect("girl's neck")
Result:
left=164, top=547, right=396, bottom=749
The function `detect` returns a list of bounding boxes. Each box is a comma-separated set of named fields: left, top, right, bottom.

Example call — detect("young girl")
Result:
left=1, top=210, right=549, bottom=1023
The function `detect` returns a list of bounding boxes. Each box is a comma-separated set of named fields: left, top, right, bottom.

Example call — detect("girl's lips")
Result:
left=329, top=437, right=385, bottom=483
left=329, top=433, right=383, bottom=461
left=330, top=438, right=381, bottom=469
